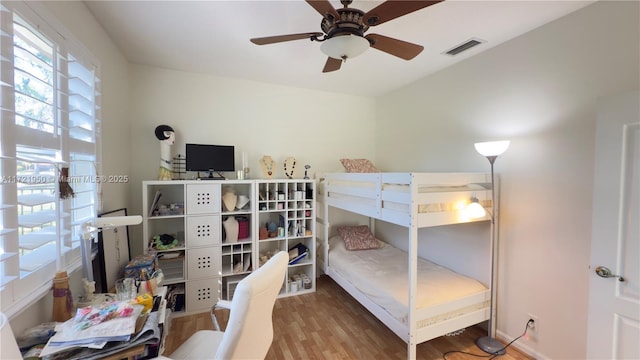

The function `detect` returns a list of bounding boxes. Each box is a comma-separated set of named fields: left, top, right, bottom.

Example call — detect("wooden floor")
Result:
left=164, top=275, right=532, bottom=360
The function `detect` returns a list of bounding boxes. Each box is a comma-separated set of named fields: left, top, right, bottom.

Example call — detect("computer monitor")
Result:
left=185, top=143, right=235, bottom=178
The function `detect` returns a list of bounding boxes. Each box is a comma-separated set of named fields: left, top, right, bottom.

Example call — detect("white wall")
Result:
left=126, top=65, right=376, bottom=255
left=374, top=1, right=639, bottom=358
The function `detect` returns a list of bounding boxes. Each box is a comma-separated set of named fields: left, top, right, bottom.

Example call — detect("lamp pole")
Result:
left=473, top=141, right=509, bottom=355
left=488, top=155, right=497, bottom=339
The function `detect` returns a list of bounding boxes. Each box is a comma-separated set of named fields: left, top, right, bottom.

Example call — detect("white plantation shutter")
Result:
left=0, top=2, right=101, bottom=317
left=67, top=53, right=101, bottom=249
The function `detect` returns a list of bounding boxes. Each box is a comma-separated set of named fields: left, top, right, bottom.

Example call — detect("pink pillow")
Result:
left=337, top=225, right=381, bottom=250
left=340, top=159, right=379, bottom=173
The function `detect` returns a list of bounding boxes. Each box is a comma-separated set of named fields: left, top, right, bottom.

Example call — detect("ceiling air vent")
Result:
left=443, top=38, right=485, bottom=56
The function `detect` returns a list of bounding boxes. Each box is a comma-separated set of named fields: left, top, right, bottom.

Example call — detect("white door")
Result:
left=586, top=91, right=640, bottom=359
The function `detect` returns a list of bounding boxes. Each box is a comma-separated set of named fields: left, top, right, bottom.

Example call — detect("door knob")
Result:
left=595, top=266, right=625, bottom=282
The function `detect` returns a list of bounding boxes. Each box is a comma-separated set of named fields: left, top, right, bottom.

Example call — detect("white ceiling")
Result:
left=84, top=0, right=594, bottom=97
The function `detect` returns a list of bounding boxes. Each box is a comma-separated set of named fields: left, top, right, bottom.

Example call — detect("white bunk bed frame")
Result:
left=322, top=172, right=494, bottom=359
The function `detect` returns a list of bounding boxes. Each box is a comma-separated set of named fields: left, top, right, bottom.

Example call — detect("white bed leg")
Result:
left=408, top=341, right=416, bottom=360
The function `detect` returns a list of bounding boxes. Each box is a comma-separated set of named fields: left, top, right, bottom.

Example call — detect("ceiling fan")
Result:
left=250, top=0, right=444, bottom=73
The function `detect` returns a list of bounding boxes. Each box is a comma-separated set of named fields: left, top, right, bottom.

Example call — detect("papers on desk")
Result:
left=40, top=301, right=161, bottom=359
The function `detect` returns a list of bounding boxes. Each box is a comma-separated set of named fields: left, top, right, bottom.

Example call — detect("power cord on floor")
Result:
left=442, top=319, right=533, bottom=359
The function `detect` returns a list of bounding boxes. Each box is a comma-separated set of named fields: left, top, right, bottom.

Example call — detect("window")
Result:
left=0, top=2, right=101, bottom=317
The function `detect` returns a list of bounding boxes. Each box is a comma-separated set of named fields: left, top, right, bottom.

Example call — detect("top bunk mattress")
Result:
left=328, top=235, right=488, bottom=324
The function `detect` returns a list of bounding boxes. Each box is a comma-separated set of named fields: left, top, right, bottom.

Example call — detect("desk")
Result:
left=95, top=290, right=169, bottom=360
left=40, top=288, right=168, bottom=360
left=101, top=344, right=146, bottom=360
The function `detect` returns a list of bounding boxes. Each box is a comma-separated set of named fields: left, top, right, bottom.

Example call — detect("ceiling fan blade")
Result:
left=306, top=0, right=339, bottom=20
left=322, top=57, right=342, bottom=73
left=365, top=34, right=424, bottom=60
left=250, top=32, right=324, bottom=45
left=363, top=0, right=443, bottom=26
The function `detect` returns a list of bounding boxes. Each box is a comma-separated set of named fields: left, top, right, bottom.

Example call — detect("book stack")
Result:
left=288, top=243, right=309, bottom=265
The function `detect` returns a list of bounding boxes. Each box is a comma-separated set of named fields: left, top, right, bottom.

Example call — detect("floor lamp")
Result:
left=474, top=140, right=510, bottom=355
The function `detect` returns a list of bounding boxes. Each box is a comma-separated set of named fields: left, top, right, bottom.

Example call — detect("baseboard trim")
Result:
left=496, top=329, right=550, bottom=360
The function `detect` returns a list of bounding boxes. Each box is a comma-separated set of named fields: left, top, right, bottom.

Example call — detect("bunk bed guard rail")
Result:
left=324, top=172, right=493, bottom=227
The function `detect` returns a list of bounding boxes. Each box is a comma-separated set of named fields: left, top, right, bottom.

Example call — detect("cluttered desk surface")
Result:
left=20, top=287, right=167, bottom=360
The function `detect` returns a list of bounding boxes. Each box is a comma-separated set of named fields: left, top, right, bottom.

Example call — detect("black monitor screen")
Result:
left=186, top=144, right=235, bottom=172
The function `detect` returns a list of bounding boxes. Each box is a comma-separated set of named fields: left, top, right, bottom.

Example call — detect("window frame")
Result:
left=0, top=1, right=102, bottom=318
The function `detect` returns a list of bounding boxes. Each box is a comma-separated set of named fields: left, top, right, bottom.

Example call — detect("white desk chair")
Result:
left=1, top=312, right=22, bottom=360
left=159, top=251, right=288, bottom=360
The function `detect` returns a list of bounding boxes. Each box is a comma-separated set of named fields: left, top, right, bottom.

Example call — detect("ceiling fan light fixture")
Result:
left=320, top=34, right=370, bottom=60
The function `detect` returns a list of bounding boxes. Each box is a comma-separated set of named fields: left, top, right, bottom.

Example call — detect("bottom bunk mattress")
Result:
left=328, top=235, right=488, bottom=325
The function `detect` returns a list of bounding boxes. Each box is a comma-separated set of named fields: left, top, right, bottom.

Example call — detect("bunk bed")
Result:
left=321, top=172, right=494, bottom=359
